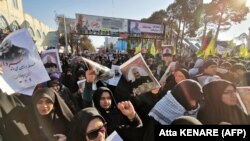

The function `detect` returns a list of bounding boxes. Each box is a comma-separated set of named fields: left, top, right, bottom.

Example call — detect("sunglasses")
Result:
left=86, top=124, right=106, bottom=140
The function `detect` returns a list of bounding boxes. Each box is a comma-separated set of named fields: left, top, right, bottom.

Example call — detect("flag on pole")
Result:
left=150, top=42, right=158, bottom=56
left=196, top=30, right=213, bottom=57
left=203, top=36, right=216, bottom=59
left=134, top=42, right=142, bottom=54
left=239, top=44, right=249, bottom=58
left=202, top=30, right=213, bottom=51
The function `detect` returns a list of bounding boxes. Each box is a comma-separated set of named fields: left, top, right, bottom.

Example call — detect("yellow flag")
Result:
left=196, top=49, right=204, bottom=57
left=134, top=43, right=142, bottom=54
left=204, top=37, right=215, bottom=59
left=239, top=44, right=249, bottom=58
left=150, top=43, right=158, bottom=56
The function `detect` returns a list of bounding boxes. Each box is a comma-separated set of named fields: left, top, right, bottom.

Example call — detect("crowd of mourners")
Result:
left=1, top=49, right=250, bottom=141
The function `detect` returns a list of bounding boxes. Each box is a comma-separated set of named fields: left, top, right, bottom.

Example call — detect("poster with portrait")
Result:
left=80, top=56, right=114, bottom=81
left=41, top=49, right=62, bottom=74
left=75, top=13, right=128, bottom=34
left=161, top=44, right=174, bottom=55
left=106, top=65, right=122, bottom=86
left=0, top=29, right=50, bottom=95
left=236, top=87, right=250, bottom=115
left=119, top=53, right=161, bottom=95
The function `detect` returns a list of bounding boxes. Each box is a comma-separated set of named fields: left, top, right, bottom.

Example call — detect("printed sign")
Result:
left=0, top=29, right=50, bottom=95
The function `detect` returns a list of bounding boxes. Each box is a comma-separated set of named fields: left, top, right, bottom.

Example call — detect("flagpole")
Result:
left=63, top=15, right=69, bottom=55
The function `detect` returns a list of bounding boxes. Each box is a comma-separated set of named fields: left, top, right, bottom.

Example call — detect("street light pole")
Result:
left=63, top=15, right=69, bottom=55
left=163, top=18, right=167, bottom=44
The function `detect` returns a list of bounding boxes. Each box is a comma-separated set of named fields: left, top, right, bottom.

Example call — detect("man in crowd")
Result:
left=193, top=59, right=221, bottom=86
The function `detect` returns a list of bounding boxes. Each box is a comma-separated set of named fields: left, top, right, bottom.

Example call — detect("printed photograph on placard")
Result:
left=81, top=56, right=114, bottom=81
left=41, top=49, right=62, bottom=74
left=77, top=79, right=86, bottom=93
left=0, top=29, right=50, bottom=95
left=236, top=87, right=250, bottom=115
left=120, top=53, right=161, bottom=95
left=106, top=65, right=122, bottom=86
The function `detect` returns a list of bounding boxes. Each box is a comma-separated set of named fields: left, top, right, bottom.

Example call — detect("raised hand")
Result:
left=151, top=88, right=160, bottom=94
left=117, top=101, right=136, bottom=120
left=85, top=69, right=96, bottom=83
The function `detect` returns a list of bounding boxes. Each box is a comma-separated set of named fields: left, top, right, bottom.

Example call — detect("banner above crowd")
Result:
left=75, top=13, right=128, bottom=33
left=129, top=21, right=162, bottom=34
left=58, top=13, right=165, bottom=39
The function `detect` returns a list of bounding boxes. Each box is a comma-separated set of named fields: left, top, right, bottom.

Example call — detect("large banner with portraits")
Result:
left=129, top=21, right=163, bottom=34
left=0, top=29, right=50, bottom=95
left=75, top=13, right=128, bottom=33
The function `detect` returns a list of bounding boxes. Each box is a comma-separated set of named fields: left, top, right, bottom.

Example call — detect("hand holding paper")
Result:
left=79, top=56, right=114, bottom=81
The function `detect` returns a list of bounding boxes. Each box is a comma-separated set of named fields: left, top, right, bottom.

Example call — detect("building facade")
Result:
left=0, top=0, right=54, bottom=52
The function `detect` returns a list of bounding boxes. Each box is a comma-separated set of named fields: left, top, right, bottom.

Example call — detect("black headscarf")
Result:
left=68, top=107, right=106, bottom=141
left=171, top=79, right=203, bottom=111
left=202, top=80, right=232, bottom=105
left=175, top=68, right=190, bottom=79
left=0, top=90, right=32, bottom=141
left=198, top=80, right=250, bottom=124
left=92, top=87, right=117, bottom=114
left=30, top=88, right=74, bottom=141
left=32, top=88, right=73, bottom=122
left=160, top=68, right=190, bottom=97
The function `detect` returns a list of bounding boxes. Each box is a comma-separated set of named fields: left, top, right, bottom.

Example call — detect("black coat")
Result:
left=11, top=88, right=74, bottom=141
left=93, top=87, right=143, bottom=141
left=0, top=91, right=32, bottom=141
left=197, top=80, right=250, bottom=124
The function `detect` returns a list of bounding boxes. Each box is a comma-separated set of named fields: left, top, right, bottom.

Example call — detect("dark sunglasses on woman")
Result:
left=86, top=123, right=107, bottom=140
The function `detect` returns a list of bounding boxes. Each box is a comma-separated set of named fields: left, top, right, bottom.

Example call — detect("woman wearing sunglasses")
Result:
left=68, top=107, right=106, bottom=141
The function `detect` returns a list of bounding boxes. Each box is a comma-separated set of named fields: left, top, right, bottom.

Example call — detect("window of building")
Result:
left=12, top=0, right=19, bottom=9
left=28, top=27, right=35, bottom=37
left=43, top=32, right=46, bottom=39
left=36, top=30, right=41, bottom=39
left=10, top=21, right=20, bottom=31
left=0, top=16, right=8, bottom=29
